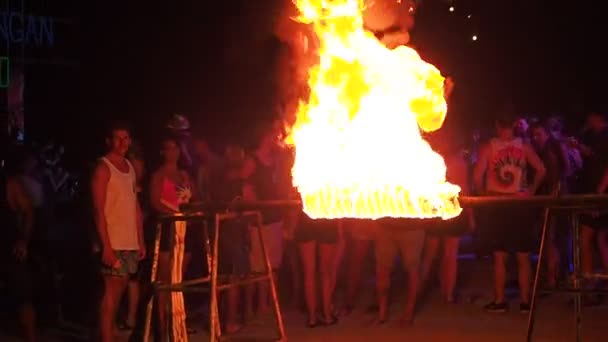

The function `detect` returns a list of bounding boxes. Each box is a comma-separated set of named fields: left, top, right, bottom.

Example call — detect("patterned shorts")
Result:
left=101, top=250, right=139, bottom=277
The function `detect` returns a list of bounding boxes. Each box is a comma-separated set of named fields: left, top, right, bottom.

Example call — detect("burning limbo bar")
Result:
left=179, top=194, right=608, bottom=215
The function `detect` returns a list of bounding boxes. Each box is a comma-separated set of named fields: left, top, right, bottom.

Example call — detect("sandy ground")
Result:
left=156, top=257, right=608, bottom=342
left=2, top=257, right=607, bottom=341
left=197, top=258, right=607, bottom=342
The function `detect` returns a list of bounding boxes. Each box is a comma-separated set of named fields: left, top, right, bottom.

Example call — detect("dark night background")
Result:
left=3, top=0, right=607, bottom=164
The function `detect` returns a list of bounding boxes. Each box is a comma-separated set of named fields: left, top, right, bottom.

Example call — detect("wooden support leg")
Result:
left=143, top=222, right=163, bottom=342
left=254, top=213, right=287, bottom=341
left=202, top=220, right=221, bottom=338
left=209, top=215, right=221, bottom=342
left=526, top=207, right=550, bottom=342
left=572, top=214, right=582, bottom=342
left=170, top=221, right=188, bottom=342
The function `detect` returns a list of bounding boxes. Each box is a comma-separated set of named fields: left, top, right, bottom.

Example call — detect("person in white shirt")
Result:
left=91, top=122, right=145, bottom=342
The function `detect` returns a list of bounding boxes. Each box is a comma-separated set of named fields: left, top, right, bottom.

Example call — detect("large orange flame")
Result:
left=286, top=0, right=462, bottom=220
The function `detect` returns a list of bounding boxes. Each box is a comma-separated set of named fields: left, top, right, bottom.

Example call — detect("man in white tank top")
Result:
left=91, top=122, right=144, bottom=342
left=473, top=105, right=546, bottom=314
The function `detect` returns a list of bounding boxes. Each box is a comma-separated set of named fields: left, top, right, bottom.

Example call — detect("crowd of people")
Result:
left=2, top=107, right=608, bottom=342
left=3, top=0, right=608, bottom=341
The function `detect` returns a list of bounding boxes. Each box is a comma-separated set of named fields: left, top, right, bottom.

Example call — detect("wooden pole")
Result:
left=170, top=221, right=188, bottom=342
left=143, top=222, right=163, bottom=342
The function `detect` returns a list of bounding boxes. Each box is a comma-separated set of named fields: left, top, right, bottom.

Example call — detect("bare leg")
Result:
left=257, top=277, right=272, bottom=315
left=181, top=251, right=196, bottom=333
left=597, top=231, right=608, bottom=276
left=516, top=252, right=531, bottom=304
left=402, top=263, right=419, bottom=324
left=156, top=253, right=171, bottom=339
left=182, top=252, right=192, bottom=273
left=331, top=236, right=344, bottom=301
left=245, top=284, right=255, bottom=321
left=18, top=302, right=36, bottom=342
left=99, top=275, right=129, bottom=342
left=257, top=225, right=281, bottom=316
left=420, top=235, right=440, bottom=290
left=299, top=241, right=317, bottom=325
left=493, top=252, right=508, bottom=303
left=546, top=221, right=559, bottom=289
left=580, top=225, right=595, bottom=288
left=286, top=240, right=301, bottom=308
left=441, top=237, right=460, bottom=302
left=375, top=265, right=391, bottom=323
left=225, top=276, right=242, bottom=334
left=126, top=279, right=140, bottom=327
left=400, top=232, right=423, bottom=325
left=344, top=239, right=370, bottom=311
left=319, top=243, right=337, bottom=322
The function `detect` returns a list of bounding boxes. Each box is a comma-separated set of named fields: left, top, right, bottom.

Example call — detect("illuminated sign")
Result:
left=0, top=11, right=55, bottom=47
left=0, top=57, right=8, bottom=88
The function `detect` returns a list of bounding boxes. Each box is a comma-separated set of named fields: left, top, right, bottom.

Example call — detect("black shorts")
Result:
left=218, top=218, right=251, bottom=276
left=579, top=213, right=608, bottom=231
left=294, top=215, right=339, bottom=244
left=426, top=215, right=468, bottom=238
left=158, top=222, right=204, bottom=253
left=477, top=206, right=540, bottom=254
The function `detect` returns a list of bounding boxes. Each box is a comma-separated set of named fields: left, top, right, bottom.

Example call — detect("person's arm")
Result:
left=576, top=143, right=593, bottom=157
left=524, top=144, right=547, bottom=195
left=242, top=182, right=257, bottom=201
left=149, top=172, right=177, bottom=214
left=448, top=155, right=475, bottom=230
left=7, top=178, right=34, bottom=261
left=136, top=198, right=145, bottom=258
left=241, top=157, right=256, bottom=180
left=179, top=141, right=193, bottom=169
left=196, top=166, right=207, bottom=201
left=182, top=171, right=198, bottom=202
left=130, top=157, right=145, bottom=192
left=91, top=162, right=112, bottom=252
left=569, top=136, right=593, bottom=157
left=543, top=149, right=561, bottom=194
left=597, top=168, right=608, bottom=194
left=444, top=77, right=455, bottom=100
left=557, top=142, right=571, bottom=180
left=472, top=143, right=489, bottom=195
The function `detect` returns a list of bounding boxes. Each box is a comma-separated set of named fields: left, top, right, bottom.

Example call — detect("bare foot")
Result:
left=258, top=305, right=272, bottom=315
left=399, top=312, right=414, bottom=326
left=445, top=295, right=457, bottom=304
left=245, top=309, right=255, bottom=322
left=290, top=295, right=301, bottom=308
left=371, top=315, right=387, bottom=325
left=366, top=304, right=379, bottom=313
left=339, top=304, right=354, bottom=317
left=225, top=322, right=243, bottom=334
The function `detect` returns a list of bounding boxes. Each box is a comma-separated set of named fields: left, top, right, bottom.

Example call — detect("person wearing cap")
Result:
left=166, top=114, right=198, bottom=177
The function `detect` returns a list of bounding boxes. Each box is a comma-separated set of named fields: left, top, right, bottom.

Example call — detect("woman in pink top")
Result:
left=150, top=136, right=195, bottom=338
